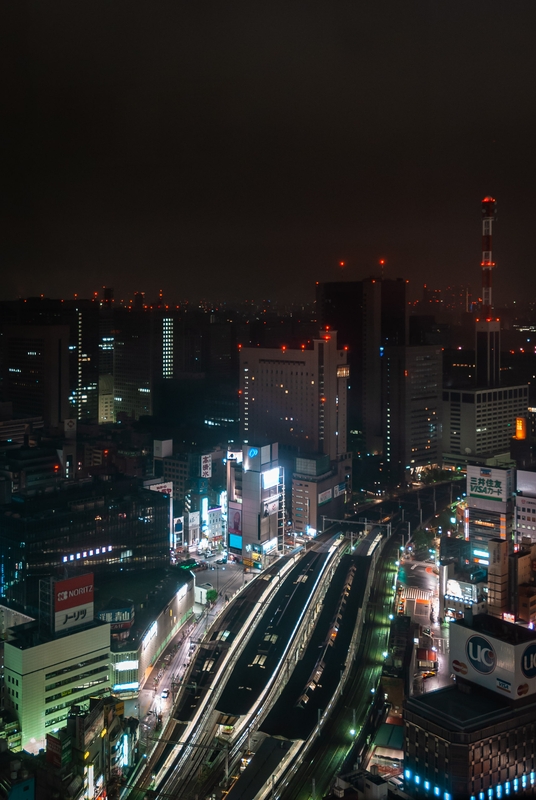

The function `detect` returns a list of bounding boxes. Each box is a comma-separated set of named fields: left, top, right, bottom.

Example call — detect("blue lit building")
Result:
left=404, top=614, right=536, bottom=799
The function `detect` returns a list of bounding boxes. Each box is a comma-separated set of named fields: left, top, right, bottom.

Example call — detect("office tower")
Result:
left=404, top=614, right=536, bottom=800
left=381, top=345, right=443, bottom=482
left=443, top=385, right=529, bottom=465
left=239, top=331, right=348, bottom=460
left=227, top=443, right=284, bottom=561
left=113, top=307, right=179, bottom=420
left=3, top=324, right=70, bottom=429
left=316, top=277, right=407, bottom=453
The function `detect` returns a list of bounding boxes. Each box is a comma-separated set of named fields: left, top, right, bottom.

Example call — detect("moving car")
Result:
left=161, top=688, right=169, bottom=699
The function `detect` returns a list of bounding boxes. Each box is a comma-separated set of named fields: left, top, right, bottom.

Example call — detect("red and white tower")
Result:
left=476, top=196, right=500, bottom=387
left=481, top=196, right=497, bottom=318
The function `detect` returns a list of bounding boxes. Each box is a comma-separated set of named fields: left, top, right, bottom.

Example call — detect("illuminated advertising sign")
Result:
left=450, top=620, right=536, bottom=699
left=243, top=444, right=261, bottom=472
left=466, top=635, right=496, bottom=674
left=262, top=467, right=279, bottom=490
left=318, top=488, right=333, bottom=506
left=334, top=482, right=346, bottom=498
left=228, top=502, right=242, bottom=535
left=145, top=480, right=173, bottom=498
left=201, top=497, right=209, bottom=527
left=54, top=573, right=94, bottom=633
left=262, top=537, right=278, bottom=553
left=467, top=465, right=513, bottom=503
left=263, top=496, right=279, bottom=516
left=201, top=453, right=212, bottom=479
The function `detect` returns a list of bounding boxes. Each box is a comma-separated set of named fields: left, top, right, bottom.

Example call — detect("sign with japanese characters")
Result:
left=467, top=466, right=513, bottom=503
left=201, top=453, right=212, bottom=479
left=54, top=573, right=94, bottom=633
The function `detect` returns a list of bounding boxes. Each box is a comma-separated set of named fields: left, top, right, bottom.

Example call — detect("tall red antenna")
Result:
left=481, top=196, right=497, bottom=318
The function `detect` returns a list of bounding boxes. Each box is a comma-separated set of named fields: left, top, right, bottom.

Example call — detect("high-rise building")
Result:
left=443, top=385, right=529, bottom=466
left=113, top=308, right=180, bottom=420
left=3, top=324, right=70, bottom=429
left=239, top=331, right=348, bottom=460
left=316, top=277, right=407, bottom=453
left=381, top=345, right=443, bottom=482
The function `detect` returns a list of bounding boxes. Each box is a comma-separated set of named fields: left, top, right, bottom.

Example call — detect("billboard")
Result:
left=201, top=453, right=212, bottom=479
left=228, top=502, right=242, bottom=535
left=54, top=573, right=94, bottom=633
left=334, top=482, right=346, bottom=498
left=450, top=619, right=536, bottom=700
left=467, top=465, right=513, bottom=503
left=144, top=480, right=173, bottom=498
left=263, top=496, right=279, bottom=516
left=262, top=467, right=279, bottom=490
left=318, top=488, right=333, bottom=506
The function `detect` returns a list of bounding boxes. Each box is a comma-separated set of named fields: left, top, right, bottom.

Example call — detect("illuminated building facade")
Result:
left=464, top=465, right=514, bottom=566
left=227, top=443, right=284, bottom=563
left=4, top=585, right=111, bottom=751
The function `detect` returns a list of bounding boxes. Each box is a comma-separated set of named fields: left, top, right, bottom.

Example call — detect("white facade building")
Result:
left=4, top=620, right=111, bottom=752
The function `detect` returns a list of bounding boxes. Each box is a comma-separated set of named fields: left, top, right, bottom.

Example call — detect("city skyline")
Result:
left=3, top=2, right=536, bottom=303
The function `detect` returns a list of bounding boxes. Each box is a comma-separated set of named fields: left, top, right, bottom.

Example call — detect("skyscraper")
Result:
left=239, top=331, right=348, bottom=460
left=316, top=277, right=407, bottom=453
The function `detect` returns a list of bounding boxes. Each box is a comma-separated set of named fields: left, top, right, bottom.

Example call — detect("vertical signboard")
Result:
left=201, top=454, right=212, bottom=479
left=54, top=573, right=94, bottom=633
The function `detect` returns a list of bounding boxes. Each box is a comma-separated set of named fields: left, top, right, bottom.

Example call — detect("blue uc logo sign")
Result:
left=466, top=635, right=496, bottom=674
left=521, top=643, right=536, bottom=679
left=248, top=447, right=259, bottom=458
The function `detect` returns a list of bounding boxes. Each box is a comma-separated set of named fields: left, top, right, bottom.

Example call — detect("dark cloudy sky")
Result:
left=2, top=1, right=536, bottom=303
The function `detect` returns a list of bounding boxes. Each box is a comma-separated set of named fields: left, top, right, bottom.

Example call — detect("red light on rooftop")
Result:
left=344, top=346, right=348, bottom=350
left=339, top=261, right=345, bottom=267
left=379, top=259, right=385, bottom=265
left=282, top=345, right=286, bottom=351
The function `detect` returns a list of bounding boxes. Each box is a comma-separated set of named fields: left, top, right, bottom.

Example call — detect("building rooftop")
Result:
left=6, top=618, right=109, bottom=650
left=454, top=613, right=536, bottom=646
left=405, top=683, right=515, bottom=732
left=95, top=567, right=192, bottom=651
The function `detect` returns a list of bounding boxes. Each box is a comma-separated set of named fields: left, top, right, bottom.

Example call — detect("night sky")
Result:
left=3, top=1, right=536, bottom=304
